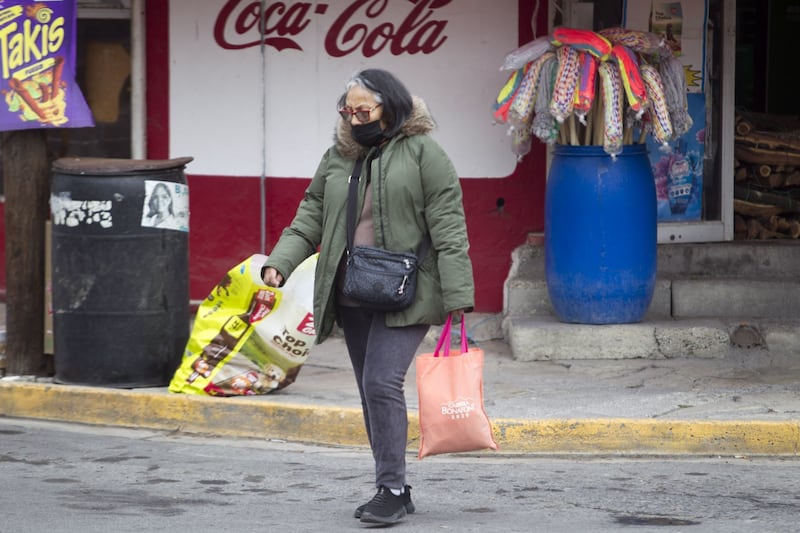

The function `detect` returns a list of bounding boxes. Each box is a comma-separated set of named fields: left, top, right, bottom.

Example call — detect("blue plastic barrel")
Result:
left=545, top=144, right=657, bottom=324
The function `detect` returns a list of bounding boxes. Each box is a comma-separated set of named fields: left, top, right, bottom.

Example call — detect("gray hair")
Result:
left=337, top=69, right=413, bottom=137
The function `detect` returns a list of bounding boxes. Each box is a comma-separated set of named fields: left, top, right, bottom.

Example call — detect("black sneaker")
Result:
left=358, top=485, right=408, bottom=524
left=354, top=485, right=415, bottom=519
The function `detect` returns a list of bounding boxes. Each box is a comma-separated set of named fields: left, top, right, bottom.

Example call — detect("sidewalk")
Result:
left=2, top=311, right=800, bottom=456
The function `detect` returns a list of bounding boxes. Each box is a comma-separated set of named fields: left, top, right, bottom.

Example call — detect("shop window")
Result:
left=48, top=17, right=132, bottom=160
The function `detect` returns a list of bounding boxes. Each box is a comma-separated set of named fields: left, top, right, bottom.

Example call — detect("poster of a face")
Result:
left=141, top=180, right=189, bottom=232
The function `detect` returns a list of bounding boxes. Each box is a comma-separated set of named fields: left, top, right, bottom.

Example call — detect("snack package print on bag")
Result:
left=169, top=253, right=318, bottom=396
left=416, top=315, right=498, bottom=459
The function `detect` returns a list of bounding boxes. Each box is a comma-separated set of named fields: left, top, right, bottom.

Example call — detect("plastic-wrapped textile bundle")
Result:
left=549, top=45, right=581, bottom=123
left=531, top=54, right=560, bottom=144
left=500, top=34, right=555, bottom=71
left=658, top=54, right=693, bottom=136
left=598, top=61, right=624, bottom=157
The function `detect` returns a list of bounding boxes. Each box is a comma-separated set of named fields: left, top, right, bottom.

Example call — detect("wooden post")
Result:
left=2, top=129, right=50, bottom=376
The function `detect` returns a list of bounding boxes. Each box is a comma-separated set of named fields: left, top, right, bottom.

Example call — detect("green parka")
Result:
left=264, top=96, right=475, bottom=344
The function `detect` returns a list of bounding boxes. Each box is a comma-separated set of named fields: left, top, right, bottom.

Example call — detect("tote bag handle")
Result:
left=433, top=314, right=468, bottom=357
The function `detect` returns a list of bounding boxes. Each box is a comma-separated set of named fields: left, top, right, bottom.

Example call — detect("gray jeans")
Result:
left=337, top=305, right=429, bottom=490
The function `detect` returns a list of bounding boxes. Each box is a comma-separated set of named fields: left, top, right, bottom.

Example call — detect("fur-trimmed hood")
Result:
left=334, top=95, right=436, bottom=160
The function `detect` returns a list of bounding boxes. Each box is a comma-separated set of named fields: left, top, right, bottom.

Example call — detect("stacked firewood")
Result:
left=734, top=112, right=800, bottom=239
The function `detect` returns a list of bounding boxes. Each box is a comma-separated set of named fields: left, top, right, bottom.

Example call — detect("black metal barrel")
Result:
left=50, top=157, right=192, bottom=387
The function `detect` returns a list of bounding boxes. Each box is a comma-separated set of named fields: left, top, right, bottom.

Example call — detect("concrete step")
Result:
left=505, top=241, right=800, bottom=321
left=505, top=278, right=673, bottom=320
left=503, top=315, right=800, bottom=361
left=502, top=240, right=800, bottom=360
left=505, top=277, right=800, bottom=320
left=657, top=240, right=800, bottom=278
left=673, top=278, right=800, bottom=319
left=507, top=240, right=800, bottom=283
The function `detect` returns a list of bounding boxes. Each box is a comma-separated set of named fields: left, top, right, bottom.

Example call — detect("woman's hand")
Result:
left=262, top=267, right=284, bottom=287
left=450, top=308, right=467, bottom=321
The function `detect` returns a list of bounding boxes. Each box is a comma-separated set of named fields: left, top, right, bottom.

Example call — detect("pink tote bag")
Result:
left=416, top=315, right=498, bottom=459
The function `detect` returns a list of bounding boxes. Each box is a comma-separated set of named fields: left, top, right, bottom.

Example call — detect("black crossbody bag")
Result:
left=342, top=156, right=429, bottom=311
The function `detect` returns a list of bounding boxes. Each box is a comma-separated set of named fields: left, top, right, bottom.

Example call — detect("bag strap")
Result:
left=459, top=319, right=468, bottom=353
left=433, top=314, right=469, bottom=357
left=433, top=315, right=452, bottom=357
left=346, top=157, right=365, bottom=254
left=345, top=154, right=431, bottom=259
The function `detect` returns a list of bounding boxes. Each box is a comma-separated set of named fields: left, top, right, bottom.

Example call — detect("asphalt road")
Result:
left=2, top=418, right=800, bottom=532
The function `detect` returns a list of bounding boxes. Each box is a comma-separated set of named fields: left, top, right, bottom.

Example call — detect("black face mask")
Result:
left=351, top=121, right=386, bottom=147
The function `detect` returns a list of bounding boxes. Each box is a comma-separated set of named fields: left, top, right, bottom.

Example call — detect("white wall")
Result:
left=169, top=0, right=520, bottom=178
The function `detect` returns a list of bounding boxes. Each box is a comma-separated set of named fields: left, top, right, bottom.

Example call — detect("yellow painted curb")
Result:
left=2, top=382, right=799, bottom=456
left=489, top=418, right=800, bottom=456
left=0, top=382, right=369, bottom=446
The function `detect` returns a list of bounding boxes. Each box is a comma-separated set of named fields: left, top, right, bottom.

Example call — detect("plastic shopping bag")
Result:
left=416, top=315, right=498, bottom=459
left=169, top=253, right=317, bottom=396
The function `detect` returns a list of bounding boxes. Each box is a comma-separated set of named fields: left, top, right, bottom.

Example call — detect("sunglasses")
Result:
left=338, top=103, right=381, bottom=122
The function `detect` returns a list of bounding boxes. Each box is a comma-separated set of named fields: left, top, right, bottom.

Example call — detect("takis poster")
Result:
left=0, top=0, right=93, bottom=131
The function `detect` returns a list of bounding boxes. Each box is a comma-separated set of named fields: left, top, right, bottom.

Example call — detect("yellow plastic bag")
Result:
left=169, top=253, right=317, bottom=396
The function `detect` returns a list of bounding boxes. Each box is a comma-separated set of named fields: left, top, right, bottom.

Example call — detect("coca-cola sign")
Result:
left=214, top=0, right=452, bottom=56
left=170, top=0, right=520, bottom=178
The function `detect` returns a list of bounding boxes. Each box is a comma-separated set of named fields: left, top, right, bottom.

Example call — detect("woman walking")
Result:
left=262, top=68, right=474, bottom=525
